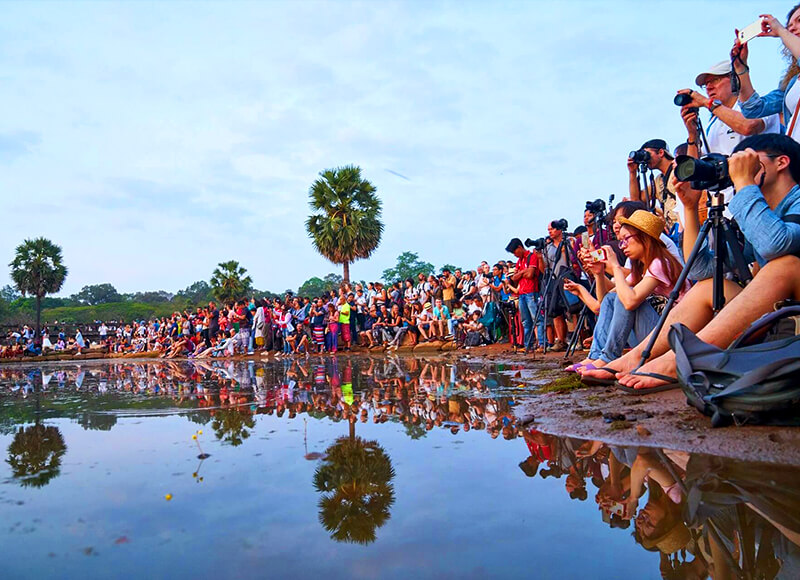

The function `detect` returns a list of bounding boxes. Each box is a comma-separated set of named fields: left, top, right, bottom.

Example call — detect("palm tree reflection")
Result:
left=211, top=407, right=255, bottom=447
left=7, top=423, right=66, bottom=488
left=313, top=435, right=395, bottom=545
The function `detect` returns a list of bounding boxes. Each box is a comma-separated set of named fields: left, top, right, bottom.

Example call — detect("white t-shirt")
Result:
left=704, top=102, right=780, bottom=156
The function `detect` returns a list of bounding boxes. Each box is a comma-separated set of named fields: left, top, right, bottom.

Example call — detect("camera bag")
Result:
left=668, top=304, right=800, bottom=427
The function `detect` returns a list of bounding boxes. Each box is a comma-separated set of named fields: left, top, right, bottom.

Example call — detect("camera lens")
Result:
left=629, top=149, right=651, bottom=164
left=673, top=93, right=693, bottom=106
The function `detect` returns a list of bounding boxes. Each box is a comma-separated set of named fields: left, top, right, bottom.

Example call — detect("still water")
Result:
left=1, top=357, right=798, bottom=579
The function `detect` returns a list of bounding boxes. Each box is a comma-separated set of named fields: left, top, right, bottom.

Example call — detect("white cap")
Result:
left=695, top=60, right=732, bottom=87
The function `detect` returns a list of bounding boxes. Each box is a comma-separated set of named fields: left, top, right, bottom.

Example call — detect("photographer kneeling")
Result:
left=583, top=134, right=800, bottom=391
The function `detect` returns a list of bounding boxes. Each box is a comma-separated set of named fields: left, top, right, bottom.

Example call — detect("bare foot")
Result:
left=616, top=352, right=677, bottom=389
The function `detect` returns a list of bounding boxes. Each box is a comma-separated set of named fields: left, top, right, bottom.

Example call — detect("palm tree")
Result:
left=9, top=237, right=68, bottom=347
left=211, top=407, right=255, bottom=447
left=312, top=435, right=395, bottom=544
left=209, top=260, right=252, bottom=304
left=305, top=165, right=383, bottom=283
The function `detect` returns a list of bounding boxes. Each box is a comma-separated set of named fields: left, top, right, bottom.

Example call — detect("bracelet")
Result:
left=687, top=140, right=697, bottom=145
left=736, top=66, right=750, bottom=75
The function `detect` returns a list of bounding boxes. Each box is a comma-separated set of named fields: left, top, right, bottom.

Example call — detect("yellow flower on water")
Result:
left=192, top=434, right=197, bottom=440
left=198, top=430, right=203, bottom=435
left=165, top=494, right=173, bottom=501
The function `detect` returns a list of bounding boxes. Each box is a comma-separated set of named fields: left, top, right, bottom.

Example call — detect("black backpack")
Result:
left=668, top=304, right=800, bottom=427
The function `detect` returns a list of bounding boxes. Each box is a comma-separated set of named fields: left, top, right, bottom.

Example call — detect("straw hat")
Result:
left=617, top=210, right=665, bottom=242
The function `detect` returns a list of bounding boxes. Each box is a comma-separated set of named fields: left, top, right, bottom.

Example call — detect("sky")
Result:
left=0, top=0, right=792, bottom=296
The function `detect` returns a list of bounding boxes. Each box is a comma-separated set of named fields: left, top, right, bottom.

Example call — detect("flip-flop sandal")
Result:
left=564, top=362, right=586, bottom=373
left=614, top=370, right=680, bottom=394
left=578, top=365, right=620, bottom=386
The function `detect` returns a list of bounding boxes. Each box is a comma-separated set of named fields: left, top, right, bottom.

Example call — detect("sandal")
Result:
left=614, top=370, right=680, bottom=394
left=564, top=362, right=586, bottom=373
left=578, top=365, right=620, bottom=386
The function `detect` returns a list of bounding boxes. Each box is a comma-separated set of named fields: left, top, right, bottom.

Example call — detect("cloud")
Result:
left=0, top=130, right=41, bottom=162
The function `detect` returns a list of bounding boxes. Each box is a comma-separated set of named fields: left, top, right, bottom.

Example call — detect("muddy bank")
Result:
left=461, top=350, right=800, bottom=466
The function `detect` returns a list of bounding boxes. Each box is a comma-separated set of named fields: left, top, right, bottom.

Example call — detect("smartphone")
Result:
left=738, top=19, right=763, bottom=44
left=589, top=248, right=606, bottom=262
left=581, top=232, right=590, bottom=249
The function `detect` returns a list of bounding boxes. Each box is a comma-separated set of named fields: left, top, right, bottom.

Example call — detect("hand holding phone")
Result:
left=737, top=19, right=763, bottom=44
left=589, top=248, right=607, bottom=262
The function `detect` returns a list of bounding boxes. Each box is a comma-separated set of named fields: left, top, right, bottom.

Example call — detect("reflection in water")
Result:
left=517, top=428, right=800, bottom=578
left=313, top=435, right=396, bottom=545
left=6, top=423, right=66, bottom=488
left=1, top=358, right=800, bottom=576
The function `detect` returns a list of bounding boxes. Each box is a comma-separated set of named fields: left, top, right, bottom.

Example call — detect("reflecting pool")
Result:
left=1, top=357, right=798, bottom=579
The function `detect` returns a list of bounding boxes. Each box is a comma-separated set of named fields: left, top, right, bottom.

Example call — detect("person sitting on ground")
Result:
left=571, top=210, right=689, bottom=375
left=431, top=298, right=452, bottom=339
left=360, top=306, right=378, bottom=347
left=415, top=302, right=437, bottom=341
left=583, top=134, right=800, bottom=390
left=463, top=311, right=489, bottom=347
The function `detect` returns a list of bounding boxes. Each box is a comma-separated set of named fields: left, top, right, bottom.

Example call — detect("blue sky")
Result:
left=0, top=1, right=791, bottom=295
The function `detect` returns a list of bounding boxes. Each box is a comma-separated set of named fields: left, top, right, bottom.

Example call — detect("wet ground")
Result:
left=1, top=356, right=799, bottom=579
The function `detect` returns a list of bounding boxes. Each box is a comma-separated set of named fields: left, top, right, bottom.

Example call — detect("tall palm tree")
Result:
left=209, top=260, right=252, bottom=304
left=9, top=237, right=68, bottom=347
left=312, top=435, right=395, bottom=544
left=7, top=424, right=67, bottom=488
left=305, top=165, right=383, bottom=283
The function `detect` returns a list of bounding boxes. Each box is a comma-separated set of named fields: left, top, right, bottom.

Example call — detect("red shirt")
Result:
left=516, top=250, right=540, bottom=294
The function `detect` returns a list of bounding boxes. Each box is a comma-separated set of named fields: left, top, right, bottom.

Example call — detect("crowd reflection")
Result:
left=517, top=428, right=800, bottom=578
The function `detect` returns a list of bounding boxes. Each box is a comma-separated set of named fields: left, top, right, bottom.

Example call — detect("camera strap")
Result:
left=787, top=97, right=800, bottom=139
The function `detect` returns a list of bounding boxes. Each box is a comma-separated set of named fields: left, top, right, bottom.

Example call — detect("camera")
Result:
left=551, top=218, right=568, bottom=231
left=524, top=237, right=546, bottom=251
left=675, top=153, right=731, bottom=191
left=629, top=149, right=651, bottom=164
left=585, top=199, right=606, bottom=214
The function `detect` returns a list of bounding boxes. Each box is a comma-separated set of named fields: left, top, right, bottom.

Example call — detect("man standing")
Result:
left=506, top=238, right=542, bottom=353
left=628, top=139, right=679, bottom=231
left=442, top=268, right=456, bottom=311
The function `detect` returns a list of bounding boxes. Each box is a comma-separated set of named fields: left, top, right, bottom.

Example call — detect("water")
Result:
left=1, top=357, right=798, bottom=579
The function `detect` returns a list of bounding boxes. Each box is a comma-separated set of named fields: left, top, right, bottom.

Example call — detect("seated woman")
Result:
left=463, top=311, right=489, bottom=347
left=387, top=304, right=411, bottom=350
left=415, top=302, right=437, bottom=341
left=575, top=211, right=688, bottom=378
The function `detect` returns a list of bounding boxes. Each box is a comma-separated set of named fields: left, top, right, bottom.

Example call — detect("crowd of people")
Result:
left=500, top=7, right=800, bottom=394
left=5, top=10, right=800, bottom=406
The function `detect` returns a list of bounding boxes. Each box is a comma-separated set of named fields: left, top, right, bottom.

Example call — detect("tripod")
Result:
left=530, top=236, right=570, bottom=356
left=634, top=191, right=752, bottom=370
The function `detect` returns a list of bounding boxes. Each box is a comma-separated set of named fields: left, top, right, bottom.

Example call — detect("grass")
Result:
left=538, top=375, right=586, bottom=394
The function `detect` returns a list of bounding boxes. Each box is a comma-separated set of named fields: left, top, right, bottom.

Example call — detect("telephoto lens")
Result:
left=674, top=93, right=693, bottom=106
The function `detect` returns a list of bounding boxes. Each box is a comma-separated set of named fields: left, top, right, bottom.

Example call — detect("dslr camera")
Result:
left=629, top=149, right=651, bottom=164
left=524, top=237, right=546, bottom=251
left=675, top=153, right=731, bottom=191
left=673, top=92, right=699, bottom=114
left=551, top=218, right=569, bottom=231
left=585, top=198, right=606, bottom=214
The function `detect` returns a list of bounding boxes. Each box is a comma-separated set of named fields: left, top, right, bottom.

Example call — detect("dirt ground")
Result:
left=458, top=347, right=800, bottom=467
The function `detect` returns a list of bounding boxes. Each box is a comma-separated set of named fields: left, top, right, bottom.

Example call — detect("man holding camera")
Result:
left=677, top=60, right=780, bottom=161
left=584, top=134, right=800, bottom=391
left=539, top=220, right=571, bottom=351
left=627, top=139, right=680, bottom=232
left=506, top=238, right=543, bottom=353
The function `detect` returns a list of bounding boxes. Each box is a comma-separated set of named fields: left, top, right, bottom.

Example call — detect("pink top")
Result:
left=626, top=258, right=689, bottom=302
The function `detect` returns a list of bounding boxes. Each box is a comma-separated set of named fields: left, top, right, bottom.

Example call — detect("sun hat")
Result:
left=695, top=60, right=732, bottom=87
left=423, top=302, right=431, bottom=309
left=617, top=210, right=666, bottom=243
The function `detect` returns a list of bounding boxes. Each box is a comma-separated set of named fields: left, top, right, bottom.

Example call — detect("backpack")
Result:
left=668, top=304, right=800, bottom=427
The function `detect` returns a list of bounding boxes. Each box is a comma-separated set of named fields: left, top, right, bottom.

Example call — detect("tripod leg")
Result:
left=637, top=218, right=714, bottom=367
left=721, top=220, right=753, bottom=286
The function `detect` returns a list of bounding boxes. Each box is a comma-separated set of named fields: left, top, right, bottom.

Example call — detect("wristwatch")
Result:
left=709, top=99, right=723, bottom=113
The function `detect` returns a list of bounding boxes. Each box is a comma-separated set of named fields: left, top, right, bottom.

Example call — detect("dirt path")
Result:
left=464, top=350, right=800, bottom=466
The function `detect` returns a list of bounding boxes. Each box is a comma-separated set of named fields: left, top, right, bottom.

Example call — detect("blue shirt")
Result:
left=740, top=68, right=799, bottom=132
left=689, top=184, right=800, bottom=280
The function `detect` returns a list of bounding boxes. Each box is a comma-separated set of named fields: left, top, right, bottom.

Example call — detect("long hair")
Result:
left=780, top=4, right=800, bottom=90
left=626, top=228, right=683, bottom=288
